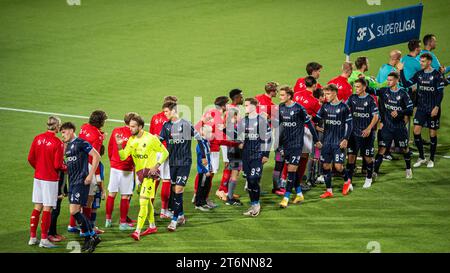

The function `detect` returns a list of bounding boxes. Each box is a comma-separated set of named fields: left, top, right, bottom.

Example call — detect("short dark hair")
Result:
left=423, top=34, right=435, bottom=46
left=306, top=62, right=322, bottom=75
left=60, top=122, right=76, bottom=131
left=124, top=112, right=138, bottom=125
left=354, top=78, right=367, bottom=87
left=354, top=56, right=368, bottom=70
left=229, top=88, right=242, bottom=100
left=304, top=76, right=317, bottom=88
left=420, top=52, right=433, bottom=61
left=214, top=96, right=229, bottom=107
left=408, top=39, right=421, bottom=52
left=265, top=81, right=279, bottom=93
left=323, top=84, right=338, bottom=93
left=245, top=97, right=258, bottom=106
left=89, top=110, right=108, bottom=129
left=279, top=85, right=294, bottom=99
left=162, top=101, right=177, bottom=111
left=388, top=72, right=400, bottom=79
left=130, top=115, right=145, bottom=128
left=313, top=88, right=324, bottom=99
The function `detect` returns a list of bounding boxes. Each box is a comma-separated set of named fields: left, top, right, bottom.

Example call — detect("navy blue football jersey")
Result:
left=65, top=137, right=93, bottom=185
left=346, top=94, right=378, bottom=137
left=278, top=102, right=317, bottom=150
left=159, top=118, right=205, bottom=166
left=369, top=87, right=413, bottom=129
left=401, top=69, right=445, bottom=113
left=238, top=114, right=271, bottom=160
left=315, top=102, right=353, bottom=145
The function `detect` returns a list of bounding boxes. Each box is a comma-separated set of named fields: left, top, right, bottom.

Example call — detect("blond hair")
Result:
left=47, top=116, right=61, bottom=131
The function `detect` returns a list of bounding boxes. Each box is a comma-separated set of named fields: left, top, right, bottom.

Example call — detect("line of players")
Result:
left=27, top=36, right=447, bottom=248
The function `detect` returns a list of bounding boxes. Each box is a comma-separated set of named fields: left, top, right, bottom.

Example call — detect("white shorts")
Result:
left=107, top=167, right=135, bottom=195
left=221, top=146, right=229, bottom=163
left=88, top=164, right=98, bottom=196
left=159, top=161, right=171, bottom=180
left=157, top=152, right=171, bottom=180
left=210, top=151, right=220, bottom=173
left=302, top=127, right=313, bottom=154
left=32, top=179, right=58, bottom=207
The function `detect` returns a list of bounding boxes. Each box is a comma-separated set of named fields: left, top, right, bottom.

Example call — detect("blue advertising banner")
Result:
left=344, top=4, right=423, bottom=55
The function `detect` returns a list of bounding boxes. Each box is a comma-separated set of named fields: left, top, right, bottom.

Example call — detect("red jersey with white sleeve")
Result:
left=328, top=75, right=353, bottom=102
left=79, top=123, right=104, bottom=174
left=28, top=131, right=64, bottom=181
left=255, top=93, right=275, bottom=120
left=108, top=126, right=134, bottom=171
left=195, top=107, right=232, bottom=152
left=150, top=111, right=169, bottom=147
left=293, top=90, right=321, bottom=117
left=294, top=77, right=323, bottom=93
left=149, top=111, right=168, bottom=136
left=194, top=108, right=223, bottom=131
left=210, top=131, right=239, bottom=152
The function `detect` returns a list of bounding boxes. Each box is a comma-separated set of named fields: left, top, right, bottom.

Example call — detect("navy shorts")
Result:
left=68, top=182, right=89, bottom=207
left=414, top=109, right=440, bottom=130
left=348, top=134, right=375, bottom=157
left=227, top=160, right=243, bottom=171
left=242, top=158, right=263, bottom=180
left=320, top=144, right=345, bottom=164
left=284, top=147, right=302, bottom=165
left=170, top=165, right=191, bottom=187
left=378, top=127, right=409, bottom=148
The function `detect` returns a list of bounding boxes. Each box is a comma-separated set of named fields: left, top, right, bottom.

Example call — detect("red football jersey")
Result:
left=294, top=77, right=323, bottom=93
left=328, top=75, right=353, bottom=102
left=28, top=131, right=64, bottom=181
left=149, top=111, right=168, bottom=147
left=194, top=108, right=223, bottom=131
left=195, top=108, right=227, bottom=152
left=255, top=93, right=275, bottom=120
left=149, top=111, right=168, bottom=136
left=79, top=123, right=104, bottom=174
left=108, top=126, right=134, bottom=171
left=293, top=90, right=321, bottom=117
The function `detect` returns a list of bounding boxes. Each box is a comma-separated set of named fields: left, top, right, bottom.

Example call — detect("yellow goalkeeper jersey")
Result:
left=118, top=131, right=168, bottom=172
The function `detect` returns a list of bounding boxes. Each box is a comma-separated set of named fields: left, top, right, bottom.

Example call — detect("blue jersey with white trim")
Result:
left=159, top=118, right=205, bottom=166
left=279, top=102, right=313, bottom=150
left=346, top=94, right=378, bottom=137
left=65, top=137, right=92, bottom=186
left=370, top=87, right=413, bottom=130
left=401, top=69, right=445, bottom=113
left=315, top=102, right=353, bottom=145
left=238, top=114, right=271, bottom=160
left=196, top=139, right=212, bottom=174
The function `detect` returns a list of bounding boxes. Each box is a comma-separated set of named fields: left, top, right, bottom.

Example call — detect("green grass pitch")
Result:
left=0, top=0, right=449, bottom=253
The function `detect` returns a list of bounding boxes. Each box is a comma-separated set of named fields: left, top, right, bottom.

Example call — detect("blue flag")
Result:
left=344, top=4, right=423, bottom=55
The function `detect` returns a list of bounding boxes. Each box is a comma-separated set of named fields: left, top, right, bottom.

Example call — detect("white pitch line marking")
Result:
left=0, top=106, right=150, bottom=126
left=1, top=106, right=449, bottom=159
